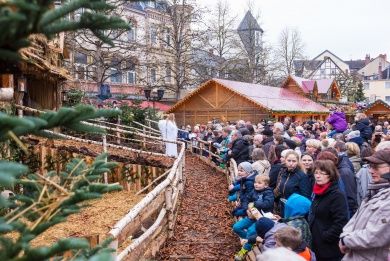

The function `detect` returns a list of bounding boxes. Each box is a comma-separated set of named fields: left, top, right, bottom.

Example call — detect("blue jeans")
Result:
left=228, top=194, right=237, bottom=202
left=233, top=217, right=257, bottom=250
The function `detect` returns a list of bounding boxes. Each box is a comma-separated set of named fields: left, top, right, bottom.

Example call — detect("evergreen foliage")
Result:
left=354, top=81, right=366, bottom=102
left=0, top=0, right=133, bottom=61
left=0, top=105, right=123, bottom=260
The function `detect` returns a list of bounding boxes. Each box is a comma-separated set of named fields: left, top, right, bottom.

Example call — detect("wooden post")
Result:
left=165, top=185, right=174, bottom=238
left=39, top=145, right=47, bottom=174
left=142, top=127, right=146, bottom=148
left=116, top=117, right=121, bottom=145
left=102, top=134, right=108, bottom=184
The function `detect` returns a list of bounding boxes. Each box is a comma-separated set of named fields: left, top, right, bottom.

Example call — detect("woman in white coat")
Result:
left=159, top=113, right=178, bottom=157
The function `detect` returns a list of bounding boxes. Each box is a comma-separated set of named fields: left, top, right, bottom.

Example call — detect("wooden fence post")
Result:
left=102, top=134, right=108, bottom=184
left=165, top=185, right=174, bottom=238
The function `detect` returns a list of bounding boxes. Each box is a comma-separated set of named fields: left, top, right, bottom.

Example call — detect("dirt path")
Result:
left=158, top=155, right=240, bottom=260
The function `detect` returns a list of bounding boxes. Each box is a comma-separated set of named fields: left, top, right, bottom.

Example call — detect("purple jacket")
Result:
left=327, top=112, right=347, bottom=132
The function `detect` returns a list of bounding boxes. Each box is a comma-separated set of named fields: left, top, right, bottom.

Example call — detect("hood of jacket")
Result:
left=349, top=136, right=364, bottom=146
left=338, top=153, right=354, bottom=171
left=284, top=193, right=312, bottom=218
left=357, top=118, right=370, bottom=126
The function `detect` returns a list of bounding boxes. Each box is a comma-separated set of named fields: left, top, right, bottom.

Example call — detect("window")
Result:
left=363, top=82, right=370, bottom=90
left=110, top=68, right=122, bottom=83
left=385, top=82, right=390, bottom=89
left=386, top=96, right=390, bottom=103
left=331, top=69, right=336, bottom=75
left=128, top=26, right=136, bottom=42
left=127, top=71, right=136, bottom=84
left=150, top=26, right=158, bottom=45
left=75, top=53, right=87, bottom=64
left=255, top=31, right=262, bottom=46
left=320, top=69, right=325, bottom=75
left=165, top=63, right=171, bottom=83
left=165, top=28, right=171, bottom=47
left=150, top=68, right=157, bottom=83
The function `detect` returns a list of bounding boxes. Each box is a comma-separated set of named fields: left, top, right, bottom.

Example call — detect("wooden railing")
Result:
left=108, top=141, right=185, bottom=260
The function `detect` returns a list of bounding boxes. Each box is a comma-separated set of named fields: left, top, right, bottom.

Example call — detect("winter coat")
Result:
left=238, top=172, right=257, bottom=210
left=269, top=162, right=283, bottom=189
left=248, top=222, right=288, bottom=250
left=355, top=118, right=372, bottom=142
left=355, top=165, right=372, bottom=206
left=327, top=111, right=347, bottom=132
left=308, top=182, right=349, bottom=260
left=275, top=167, right=312, bottom=200
left=348, top=136, right=364, bottom=148
left=340, top=185, right=390, bottom=261
left=229, top=137, right=250, bottom=165
left=260, top=222, right=288, bottom=251
left=252, top=160, right=271, bottom=176
left=262, top=140, right=275, bottom=160
left=348, top=155, right=361, bottom=174
left=338, top=154, right=358, bottom=217
left=178, top=129, right=189, bottom=140
left=280, top=193, right=312, bottom=246
left=247, top=187, right=274, bottom=213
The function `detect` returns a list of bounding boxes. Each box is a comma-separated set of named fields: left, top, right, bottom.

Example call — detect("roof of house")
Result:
left=293, top=60, right=322, bottom=71
left=316, top=78, right=335, bottom=94
left=312, top=50, right=345, bottom=63
left=169, top=78, right=328, bottom=114
left=302, top=80, right=316, bottom=93
left=344, top=60, right=366, bottom=70
left=363, top=99, right=390, bottom=113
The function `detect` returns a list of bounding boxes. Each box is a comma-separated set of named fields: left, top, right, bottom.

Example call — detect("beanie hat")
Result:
left=255, top=217, right=275, bottom=238
left=238, top=162, right=253, bottom=175
left=346, top=130, right=360, bottom=141
left=262, top=128, right=273, bottom=137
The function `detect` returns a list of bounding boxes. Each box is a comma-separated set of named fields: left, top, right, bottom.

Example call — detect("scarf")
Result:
left=313, top=182, right=331, bottom=195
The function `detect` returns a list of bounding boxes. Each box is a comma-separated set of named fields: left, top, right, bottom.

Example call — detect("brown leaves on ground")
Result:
left=158, top=155, right=240, bottom=260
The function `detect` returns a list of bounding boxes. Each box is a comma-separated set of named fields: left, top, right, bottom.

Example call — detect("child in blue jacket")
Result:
left=233, top=175, right=274, bottom=258
left=228, top=162, right=257, bottom=217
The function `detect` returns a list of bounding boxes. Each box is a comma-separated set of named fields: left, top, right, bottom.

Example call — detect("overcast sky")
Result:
left=197, top=0, right=390, bottom=61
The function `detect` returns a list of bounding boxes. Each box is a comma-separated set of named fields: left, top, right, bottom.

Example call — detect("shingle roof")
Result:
left=344, top=60, right=366, bottom=70
left=169, top=79, right=328, bottom=113
left=214, top=79, right=328, bottom=112
left=293, top=60, right=322, bottom=71
left=237, top=11, right=264, bottom=33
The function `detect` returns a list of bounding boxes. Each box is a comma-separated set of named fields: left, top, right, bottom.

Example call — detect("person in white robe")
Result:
left=159, top=113, right=178, bottom=157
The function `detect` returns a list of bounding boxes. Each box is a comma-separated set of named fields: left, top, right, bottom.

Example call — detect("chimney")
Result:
left=365, top=54, right=371, bottom=65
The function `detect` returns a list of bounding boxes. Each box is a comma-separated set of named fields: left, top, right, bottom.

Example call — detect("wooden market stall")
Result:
left=363, top=99, right=390, bottom=121
left=0, top=34, right=69, bottom=111
left=167, top=78, right=329, bottom=127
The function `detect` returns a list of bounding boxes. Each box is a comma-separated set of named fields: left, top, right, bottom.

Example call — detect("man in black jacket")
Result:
left=228, top=130, right=250, bottom=165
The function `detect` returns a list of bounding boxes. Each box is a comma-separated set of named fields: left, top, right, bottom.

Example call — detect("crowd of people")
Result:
left=176, top=109, right=390, bottom=261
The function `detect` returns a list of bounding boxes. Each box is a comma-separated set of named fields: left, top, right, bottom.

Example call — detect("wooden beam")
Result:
left=218, top=93, right=235, bottom=108
left=198, top=94, right=216, bottom=109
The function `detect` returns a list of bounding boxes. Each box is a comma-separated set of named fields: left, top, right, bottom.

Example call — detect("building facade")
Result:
left=65, top=1, right=191, bottom=104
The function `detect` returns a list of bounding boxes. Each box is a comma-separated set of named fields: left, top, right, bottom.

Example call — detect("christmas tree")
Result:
left=354, top=81, right=366, bottom=102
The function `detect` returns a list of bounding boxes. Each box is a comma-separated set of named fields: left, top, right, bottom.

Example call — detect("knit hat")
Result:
left=262, top=128, right=273, bottom=137
left=346, top=130, right=360, bottom=141
left=255, top=217, right=275, bottom=238
left=238, top=162, right=253, bottom=175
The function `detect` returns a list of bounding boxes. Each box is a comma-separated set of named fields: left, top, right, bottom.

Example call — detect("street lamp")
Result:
left=143, top=88, right=165, bottom=110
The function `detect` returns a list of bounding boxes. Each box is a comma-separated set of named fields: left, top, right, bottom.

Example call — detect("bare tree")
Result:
left=162, top=0, right=199, bottom=100
left=65, top=0, right=137, bottom=94
left=276, top=27, right=305, bottom=76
